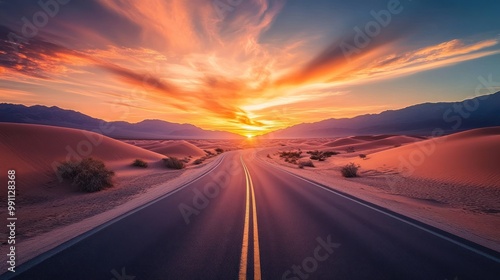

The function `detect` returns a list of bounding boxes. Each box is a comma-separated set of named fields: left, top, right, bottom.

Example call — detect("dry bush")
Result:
left=307, top=150, right=339, bottom=161
left=298, top=160, right=315, bottom=168
left=193, top=158, right=205, bottom=165
left=132, top=159, right=148, bottom=168
left=163, top=157, right=185, bottom=169
left=58, top=158, right=114, bottom=192
left=341, top=163, right=359, bottom=178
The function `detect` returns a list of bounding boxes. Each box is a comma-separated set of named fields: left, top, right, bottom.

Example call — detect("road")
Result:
left=3, top=150, right=500, bottom=280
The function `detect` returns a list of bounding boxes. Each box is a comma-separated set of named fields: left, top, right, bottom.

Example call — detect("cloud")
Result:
left=2, top=1, right=500, bottom=136
left=273, top=37, right=499, bottom=89
left=348, top=39, right=500, bottom=84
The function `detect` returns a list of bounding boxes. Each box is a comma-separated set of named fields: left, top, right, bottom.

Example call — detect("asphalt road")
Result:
left=3, top=150, right=500, bottom=280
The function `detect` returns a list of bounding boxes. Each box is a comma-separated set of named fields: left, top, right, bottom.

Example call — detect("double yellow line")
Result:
left=239, top=156, right=262, bottom=280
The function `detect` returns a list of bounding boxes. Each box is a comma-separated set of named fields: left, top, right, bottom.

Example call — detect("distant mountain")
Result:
left=260, top=92, right=500, bottom=138
left=0, top=104, right=242, bottom=139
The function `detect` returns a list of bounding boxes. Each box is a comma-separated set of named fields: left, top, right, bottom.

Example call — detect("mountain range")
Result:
left=0, top=104, right=242, bottom=139
left=1, top=91, right=499, bottom=139
left=260, top=91, right=500, bottom=138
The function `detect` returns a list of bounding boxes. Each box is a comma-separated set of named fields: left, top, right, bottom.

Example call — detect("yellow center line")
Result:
left=239, top=156, right=262, bottom=280
left=248, top=165, right=262, bottom=280
left=239, top=156, right=250, bottom=280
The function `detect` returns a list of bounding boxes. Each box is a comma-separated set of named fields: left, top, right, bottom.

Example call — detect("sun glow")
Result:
left=2, top=1, right=499, bottom=138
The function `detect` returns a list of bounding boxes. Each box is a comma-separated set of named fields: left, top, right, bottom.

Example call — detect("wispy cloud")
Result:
left=1, top=1, right=499, bottom=136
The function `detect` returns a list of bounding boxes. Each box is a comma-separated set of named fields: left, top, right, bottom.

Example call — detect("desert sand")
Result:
left=123, top=139, right=206, bottom=158
left=0, top=123, right=222, bottom=244
left=1, top=123, right=498, bottom=267
left=355, top=127, right=500, bottom=187
left=0, top=123, right=165, bottom=191
left=257, top=127, right=500, bottom=251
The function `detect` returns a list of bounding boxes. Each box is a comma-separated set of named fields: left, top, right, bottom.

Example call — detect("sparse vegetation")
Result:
left=58, top=161, right=80, bottom=180
left=358, top=154, right=367, bottom=159
left=298, top=160, right=315, bottom=168
left=162, top=157, right=185, bottom=169
left=279, top=150, right=302, bottom=165
left=215, top=148, right=224, bottom=154
left=267, top=154, right=272, bottom=159
left=132, top=159, right=148, bottom=168
left=193, top=157, right=205, bottom=165
left=345, top=147, right=356, bottom=153
left=204, top=149, right=215, bottom=156
left=58, top=157, right=115, bottom=192
left=340, top=163, right=360, bottom=178
left=307, top=150, right=339, bottom=161
left=279, top=150, right=302, bottom=158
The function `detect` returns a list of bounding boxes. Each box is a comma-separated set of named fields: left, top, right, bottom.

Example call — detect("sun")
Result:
left=246, top=134, right=254, bottom=139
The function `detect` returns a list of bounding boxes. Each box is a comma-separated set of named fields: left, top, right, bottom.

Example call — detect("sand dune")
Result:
left=357, top=127, right=500, bottom=187
left=127, top=140, right=206, bottom=158
left=350, top=135, right=394, bottom=141
left=0, top=123, right=164, bottom=192
left=319, top=135, right=420, bottom=152
left=258, top=128, right=500, bottom=250
left=323, top=137, right=364, bottom=147
left=344, top=135, right=420, bottom=150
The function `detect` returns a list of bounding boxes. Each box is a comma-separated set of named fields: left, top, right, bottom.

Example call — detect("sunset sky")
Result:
left=1, top=0, right=500, bottom=136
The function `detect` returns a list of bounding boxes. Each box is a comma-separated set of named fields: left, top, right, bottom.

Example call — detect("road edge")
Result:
left=0, top=153, right=227, bottom=279
left=256, top=154, right=500, bottom=263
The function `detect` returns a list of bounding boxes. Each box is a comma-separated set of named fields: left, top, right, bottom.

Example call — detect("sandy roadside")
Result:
left=0, top=154, right=225, bottom=273
left=255, top=148, right=500, bottom=253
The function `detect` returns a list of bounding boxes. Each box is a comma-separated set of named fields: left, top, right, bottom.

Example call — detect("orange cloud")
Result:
left=2, top=1, right=499, bottom=137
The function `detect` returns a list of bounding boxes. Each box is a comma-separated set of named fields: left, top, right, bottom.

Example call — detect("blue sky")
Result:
left=1, top=0, right=499, bottom=135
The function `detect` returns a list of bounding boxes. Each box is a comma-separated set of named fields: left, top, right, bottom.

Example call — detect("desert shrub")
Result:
left=193, top=158, right=205, bottom=165
left=267, top=154, right=272, bottom=159
left=163, top=157, right=185, bottom=169
left=358, top=154, right=367, bottom=159
left=215, top=148, right=224, bottom=154
left=307, top=150, right=339, bottom=161
left=323, top=151, right=340, bottom=157
left=204, top=150, right=214, bottom=156
left=298, top=160, right=315, bottom=168
left=132, top=159, right=148, bottom=168
left=341, top=163, right=359, bottom=178
left=345, top=147, right=355, bottom=153
left=279, top=150, right=302, bottom=165
left=57, top=161, right=80, bottom=180
left=309, top=153, right=321, bottom=160
left=58, top=158, right=114, bottom=192
left=279, top=151, right=302, bottom=158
